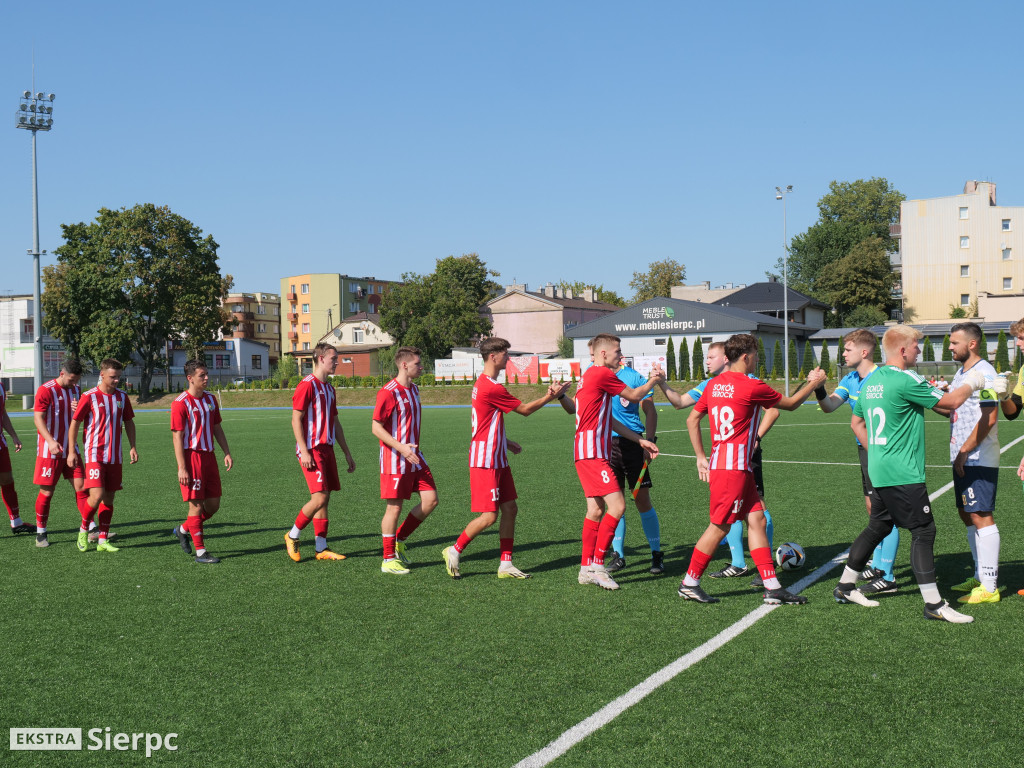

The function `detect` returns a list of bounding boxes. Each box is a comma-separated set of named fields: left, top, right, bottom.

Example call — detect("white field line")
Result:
left=512, top=431, right=1024, bottom=768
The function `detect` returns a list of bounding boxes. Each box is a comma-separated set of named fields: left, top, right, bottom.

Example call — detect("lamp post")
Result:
left=16, top=90, right=55, bottom=394
left=775, top=185, right=793, bottom=396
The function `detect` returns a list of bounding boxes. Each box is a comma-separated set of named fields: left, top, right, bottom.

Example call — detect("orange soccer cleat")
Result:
left=315, top=549, right=346, bottom=561
left=284, top=533, right=301, bottom=562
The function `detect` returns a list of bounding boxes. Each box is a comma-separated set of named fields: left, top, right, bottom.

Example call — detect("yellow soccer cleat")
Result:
left=96, top=540, right=120, bottom=553
left=381, top=558, right=410, bottom=575
left=951, top=576, right=981, bottom=592
left=284, top=533, right=301, bottom=562
left=395, top=539, right=411, bottom=566
left=957, top=585, right=1002, bottom=604
left=315, top=548, right=346, bottom=561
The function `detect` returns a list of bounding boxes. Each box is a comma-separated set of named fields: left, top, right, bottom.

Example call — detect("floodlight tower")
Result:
left=775, top=185, right=793, bottom=396
left=15, top=89, right=55, bottom=393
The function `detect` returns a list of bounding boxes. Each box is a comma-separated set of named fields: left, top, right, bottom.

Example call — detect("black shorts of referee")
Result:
left=610, top=435, right=652, bottom=493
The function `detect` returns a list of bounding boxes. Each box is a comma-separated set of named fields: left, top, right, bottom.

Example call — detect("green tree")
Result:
left=978, top=331, right=989, bottom=361
left=948, top=304, right=967, bottom=319
left=43, top=204, right=232, bottom=399
left=771, top=339, right=782, bottom=379
left=629, top=258, right=686, bottom=303
left=772, top=178, right=904, bottom=315
left=665, top=334, right=676, bottom=380
left=556, top=280, right=627, bottom=307
left=757, top=337, right=768, bottom=378
left=556, top=335, right=574, bottom=358
left=801, top=341, right=814, bottom=375
left=273, top=354, right=298, bottom=385
left=692, top=337, right=704, bottom=379
left=820, top=342, right=832, bottom=377
left=379, top=253, right=499, bottom=361
left=678, top=338, right=690, bottom=380
left=922, top=337, right=934, bottom=361
left=941, top=334, right=952, bottom=361
left=873, top=343, right=882, bottom=363
left=816, top=237, right=895, bottom=323
left=788, top=339, right=798, bottom=381
left=844, top=305, right=888, bottom=328
left=995, top=331, right=1010, bottom=372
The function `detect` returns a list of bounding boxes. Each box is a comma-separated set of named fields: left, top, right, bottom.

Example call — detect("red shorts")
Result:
left=381, top=464, right=437, bottom=500
left=0, top=444, right=12, bottom=474
left=34, top=455, right=85, bottom=486
left=470, top=466, right=518, bottom=512
left=300, top=445, right=341, bottom=493
left=84, top=462, right=123, bottom=492
left=575, top=458, right=621, bottom=498
left=180, top=450, right=222, bottom=501
left=709, top=469, right=764, bottom=526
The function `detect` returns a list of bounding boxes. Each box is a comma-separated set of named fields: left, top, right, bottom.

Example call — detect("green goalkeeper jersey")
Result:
left=852, top=365, right=942, bottom=488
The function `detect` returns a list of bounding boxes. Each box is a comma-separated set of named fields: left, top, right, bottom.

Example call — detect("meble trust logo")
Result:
left=10, top=727, right=179, bottom=757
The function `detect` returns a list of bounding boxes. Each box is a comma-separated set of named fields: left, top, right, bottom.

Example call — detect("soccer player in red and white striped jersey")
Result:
left=682, top=333, right=823, bottom=604
left=284, top=343, right=355, bottom=563
left=0, top=362, right=29, bottom=535
left=32, top=357, right=92, bottom=547
left=441, top=337, right=568, bottom=580
left=372, top=346, right=437, bottom=575
left=571, top=334, right=661, bottom=590
left=67, top=358, right=138, bottom=553
left=170, top=359, right=233, bottom=564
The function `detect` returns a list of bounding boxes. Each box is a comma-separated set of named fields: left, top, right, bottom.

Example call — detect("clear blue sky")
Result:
left=2, top=1, right=1022, bottom=301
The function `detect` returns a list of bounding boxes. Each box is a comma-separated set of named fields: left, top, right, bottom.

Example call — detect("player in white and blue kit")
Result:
left=936, top=323, right=1004, bottom=603
left=819, top=329, right=900, bottom=595
left=605, top=361, right=663, bottom=574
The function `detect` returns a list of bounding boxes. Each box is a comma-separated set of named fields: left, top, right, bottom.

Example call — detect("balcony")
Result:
left=286, top=292, right=297, bottom=302
left=287, top=331, right=299, bottom=340
left=231, top=311, right=254, bottom=321
left=286, top=312, right=298, bottom=322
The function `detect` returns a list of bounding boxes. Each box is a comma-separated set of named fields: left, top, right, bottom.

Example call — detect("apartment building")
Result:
left=223, top=291, right=282, bottom=366
left=894, top=181, right=1024, bottom=321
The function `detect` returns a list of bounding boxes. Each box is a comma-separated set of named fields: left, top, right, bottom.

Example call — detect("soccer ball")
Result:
left=775, top=542, right=805, bottom=570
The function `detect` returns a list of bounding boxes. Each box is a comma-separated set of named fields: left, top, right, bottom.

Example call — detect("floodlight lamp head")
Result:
left=786, top=185, right=793, bottom=192
left=35, top=92, right=43, bottom=100
left=22, top=90, right=30, bottom=98
left=775, top=193, right=782, bottom=200
left=48, top=94, right=55, bottom=101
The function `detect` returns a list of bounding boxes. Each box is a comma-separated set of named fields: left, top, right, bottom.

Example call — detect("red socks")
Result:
left=751, top=546, right=777, bottom=583
left=593, top=514, right=620, bottom=564
left=1, top=482, right=19, bottom=520
left=96, top=503, right=113, bottom=540
left=454, top=531, right=473, bottom=554
left=686, top=547, right=714, bottom=582
left=76, top=491, right=92, bottom=516
left=294, top=512, right=313, bottom=530
left=581, top=518, right=600, bottom=566
left=35, top=493, right=52, bottom=530
left=396, top=512, right=424, bottom=541
left=499, top=537, right=514, bottom=562
left=383, top=534, right=396, bottom=560
left=186, top=517, right=204, bottom=551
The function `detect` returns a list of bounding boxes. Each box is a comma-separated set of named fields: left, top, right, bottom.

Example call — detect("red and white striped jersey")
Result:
left=373, top=379, right=425, bottom=474
left=293, top=375, right=337, bottom=453
left=574, top=365, right=627, bottom=461
left=470, top=375, right=522, bottom=469
left=692, top=371, right=781, bottom=472
left=74, top=387, right=136, bottom=465
left=35, top=379, right=81, bottom=458
left=171, top=391, right=222, bottom=452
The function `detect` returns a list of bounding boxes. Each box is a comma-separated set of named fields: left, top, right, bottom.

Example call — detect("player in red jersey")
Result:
left=67, top=358, right=139, bottom=553
left=441, top=337, right=569, bottom=580
left=0, top=362, right=30, bottom=535
left=284, top=342, right=355, bottom=562
left=32, top=357, right=93, bottom=547
left=681, top=333, right=824, bottom=604
left=572, top=333, right=662, bottom=590
left=372, top=346, right=437, bottom=575
left=170, top=359, right=233, bottom=564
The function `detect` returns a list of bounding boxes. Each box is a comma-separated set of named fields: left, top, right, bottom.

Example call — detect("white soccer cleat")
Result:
left=924, top=600, right=974, bottom=624
left=589, top=565, right=620, bottom=591
left=578, top=565, right=596, bottom=585
left=497, top=562, right=531, bottom=579
left=441, top=546, right=461, bottom=579
left=834, top=585, right=879, bottom=608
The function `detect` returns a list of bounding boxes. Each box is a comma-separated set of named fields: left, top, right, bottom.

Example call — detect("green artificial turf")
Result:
left=1, top=403, right=1022, bottom=767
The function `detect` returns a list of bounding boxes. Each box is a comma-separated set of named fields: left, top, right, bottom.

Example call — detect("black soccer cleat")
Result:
left=833, top=583, right=880, bottom=607
left=194, top=552, right=221, bottom=564
left=859, top=577, right=897, bottom=596
left=649, top=550, right=664, bottom=575
left=173, top=526, right=193, bottom=555
left=859, top=567, right=885, bottom=582
left=11, top=522, right=36, bottom=535
left=35, top=532, right=49, bottom=548
left=763, top=588, right=808, bottom=605
left=605, top=555, right=626, bottom=573
left=677, top=583, right=721, bottom=603
left=709, top=564, right=752, bottom=579
left=750, top=574, right=764, bottom=588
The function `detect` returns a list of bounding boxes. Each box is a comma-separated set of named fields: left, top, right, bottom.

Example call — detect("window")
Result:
left=654, top=338, right=666, bottom=346
left=274, top=342, right=280, bottom=351
left=20, top=318, right=33, bottom=342
left=960, top=236, right=970, bottom=248
left=349, top=302, right=359, bottom=313
left=302, top=323, right=310, bottom=333
left=1004, top=278, right=1013, bottom=290
left=1003, top=219, right=1012, bottom=231
left=251, top=355, right=262, bottom=370
left=257, top=305, right=265, bottom=315
left=273, top=324, right=278, bottom=333
left=205, top=354, right=215, bottom=368
left=273, top=306, right=279, bottom=315
left=216, top=354, right=231, bottom=369
left=301, top=283, right=310, bottom=294
left=289, top=284, right=295, bottom=293
left=257, top=323, right=266, bottom=333
left=233, top=304, right=244, bottom=312
left=291, top=342, right=297, bottom=352
left=301, top=303, right=310, bottom=314
left=960, top=265, right=970, bottom=277
left=350, top=283, right=358, bottom=294
left=1004, top=248, right=1012, bottom=261
left=961, top=294, right=970, bottom=306
left=302, top=342, right=310, bottom=351
left=959, top=207, right=969, bottom=219
left=353, top=329, right=364, bottom=343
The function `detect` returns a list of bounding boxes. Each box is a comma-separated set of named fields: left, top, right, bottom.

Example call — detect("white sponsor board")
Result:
left=631, top=355, right=668, bottom=378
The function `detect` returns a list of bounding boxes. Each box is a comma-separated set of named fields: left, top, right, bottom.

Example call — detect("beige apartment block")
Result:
left=279, top=273, right=397, bottom=368
left=897, top=181, right=1024, bottom=322
left=224, top=291, right=282, bottom=366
